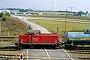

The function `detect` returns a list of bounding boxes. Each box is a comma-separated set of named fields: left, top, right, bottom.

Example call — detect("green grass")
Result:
left=30, top=19, right=90, bottom=36
left=0, top=41, right=16, bottom=45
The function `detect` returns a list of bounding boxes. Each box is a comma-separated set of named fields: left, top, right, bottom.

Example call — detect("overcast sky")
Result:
left=0, top=0, right=90, bottom=12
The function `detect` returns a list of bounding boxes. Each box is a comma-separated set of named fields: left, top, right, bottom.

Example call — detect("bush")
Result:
left=0, top=13, right=3, bottom=17
left=2, top=17, right=6, bottom=21
left=5, top=12, right=10, bottom=17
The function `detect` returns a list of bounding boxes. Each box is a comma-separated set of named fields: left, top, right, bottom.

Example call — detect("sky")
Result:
left=0, top=0, right=90, bottom=12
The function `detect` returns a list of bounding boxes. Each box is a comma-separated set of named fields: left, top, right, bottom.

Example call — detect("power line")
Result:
left=69, top=7, right=75, bottom=12
left=51, top=2, right=54, bottom=18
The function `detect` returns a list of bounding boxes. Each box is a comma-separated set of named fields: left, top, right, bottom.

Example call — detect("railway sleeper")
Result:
left=76, top=51, right=90, bottom=54
left=79, top=58, right=90, bottom=60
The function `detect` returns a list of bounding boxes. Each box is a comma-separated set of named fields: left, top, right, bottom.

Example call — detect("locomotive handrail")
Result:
left=26, top=30, right=40, bottom=34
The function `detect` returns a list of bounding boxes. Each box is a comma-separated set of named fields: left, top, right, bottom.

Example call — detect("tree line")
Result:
left=73, top=11, right=88, bottom=16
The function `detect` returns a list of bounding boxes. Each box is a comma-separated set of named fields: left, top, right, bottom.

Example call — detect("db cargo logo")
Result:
left=33, top=38, right=39, bottom=40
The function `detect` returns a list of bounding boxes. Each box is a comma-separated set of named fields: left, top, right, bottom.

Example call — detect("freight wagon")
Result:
left=15, top=30, right=60, bottom=48
left=65, top=30, right=90, bottom=49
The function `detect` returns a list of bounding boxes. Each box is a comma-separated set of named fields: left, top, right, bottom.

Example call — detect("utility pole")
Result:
left=69, top=7, right=74, bottom=12
left=34, top=5, right=35, bottom=13
left=0, top=21, right=1, bottom=34
left=65, top=9, right=67, bottom=35
left=28, top=8, right=31, bottom=16
left=51, top=2, right=54, bottom=18
left=69, top=7, right=74, bottom=15
left=29, top=8, right=31, bottom=13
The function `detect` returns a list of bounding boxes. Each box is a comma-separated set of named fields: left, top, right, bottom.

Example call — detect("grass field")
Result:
left=30, top=18, right=90, bottom=36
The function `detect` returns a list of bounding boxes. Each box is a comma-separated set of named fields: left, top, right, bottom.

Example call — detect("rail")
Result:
left=0, top=36, right=19, bottom=41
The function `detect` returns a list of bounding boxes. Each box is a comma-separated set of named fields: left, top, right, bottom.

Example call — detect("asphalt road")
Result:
left=11, top=15, right=51, bottom=33
left=22, top=19, right=51, bottom=33
left=11, top=15, right=79, bottom=60
left=28, top=48, right=76, bottom=60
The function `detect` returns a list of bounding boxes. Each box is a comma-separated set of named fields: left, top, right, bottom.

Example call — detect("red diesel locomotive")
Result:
left=15, top=30, right=60, bottom=48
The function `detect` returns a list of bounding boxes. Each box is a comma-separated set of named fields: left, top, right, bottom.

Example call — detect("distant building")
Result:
left=81, top=13, right=90, bottom=17
left=81, top=14, right=87, bottom=16
left=88, top=13, right=90, bottom=16
left=10, top=10, right=19, bottom=15
left=0, top=10, right=10, bottom=13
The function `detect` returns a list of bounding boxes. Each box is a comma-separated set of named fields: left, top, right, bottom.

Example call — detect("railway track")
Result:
left=0, top=54, right=27, bottom=60
left=0, top=45, right=78, bottom=60
left=0, top=36, right=18, bottom=41
left=0, top=45, right=24, bottom=60
left=70, top=50, right=90, bottom=54
left=68, top=46, right=90, bottom=60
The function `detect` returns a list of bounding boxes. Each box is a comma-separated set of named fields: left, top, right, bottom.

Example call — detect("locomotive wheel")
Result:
left=33, top=45, right=38, bottom=48
left=51, top=45, right=55, bottom=49
left=51, top=45, right=56, bottom=49
left=22, top=45, right=30, bottom=48
left=19, top=43, right=22, bottom=47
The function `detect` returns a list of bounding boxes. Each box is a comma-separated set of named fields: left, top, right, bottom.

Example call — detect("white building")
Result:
left=0, top=10, right=10, bottom=13
left=88, top=13, right=90, bottom=16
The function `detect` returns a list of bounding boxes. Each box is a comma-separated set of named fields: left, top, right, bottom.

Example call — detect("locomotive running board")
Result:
left=21, top=43, right=59, bottom=46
